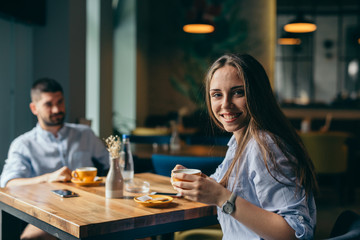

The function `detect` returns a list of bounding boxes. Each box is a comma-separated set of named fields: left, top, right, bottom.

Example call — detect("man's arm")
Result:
left=5, top=166, right=72, bottom=187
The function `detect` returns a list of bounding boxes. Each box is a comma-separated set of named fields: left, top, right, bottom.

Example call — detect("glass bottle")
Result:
left=120, top=134, right=134, bottom=183
left=105, top=156, right=124, bottom=198
left=170, top=120, right=181, bottom=151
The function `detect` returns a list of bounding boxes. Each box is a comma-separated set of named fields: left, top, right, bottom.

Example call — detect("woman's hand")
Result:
left=170, top=164, right=187, bottom=185
left=172, top=171, right=229, bottom=206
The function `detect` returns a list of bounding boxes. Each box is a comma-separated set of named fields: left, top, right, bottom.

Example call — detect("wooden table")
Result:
left=132, top=143, right=228, bottom=159
left=0, top=173, right=218, bottom=239
left=282, top=108, right=360, bottom=120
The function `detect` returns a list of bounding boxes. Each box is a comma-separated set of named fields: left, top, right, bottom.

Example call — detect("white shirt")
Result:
left=1, top=123, right=109, bottom=187
left=211, top=134, right=316, bottom=240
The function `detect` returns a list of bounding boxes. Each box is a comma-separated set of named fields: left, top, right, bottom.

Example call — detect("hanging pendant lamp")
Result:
left=284, top=14, right=317, bottom=33
left=278, top=35, right=301, bottom=45
left=278, top=31, right=301, bottom=45
left=183, top=12, right=215, bottom=34
left=182, top=1, right=216, bottom=34
left=183, top=22, right=214, bottom=34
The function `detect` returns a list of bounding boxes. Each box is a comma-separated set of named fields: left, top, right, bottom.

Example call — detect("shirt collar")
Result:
left=228, top=135, right=237, bottom=148
left=35, top=123, right=68, bottom=141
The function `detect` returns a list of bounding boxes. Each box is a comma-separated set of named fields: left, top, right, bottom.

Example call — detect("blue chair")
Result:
left=151, top=154, right=224, bottom=177
left=185, top=135, right=231, bottom=146
left=326, top=210, right=360, bottom=240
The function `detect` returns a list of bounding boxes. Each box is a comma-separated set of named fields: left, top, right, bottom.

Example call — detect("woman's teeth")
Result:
left=222, top=113, right=240, bottom=120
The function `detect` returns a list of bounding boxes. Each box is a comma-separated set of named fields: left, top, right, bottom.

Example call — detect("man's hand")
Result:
left=6, top=166, right=72, bottom=187
left=45, top=166, right=72, bottom=183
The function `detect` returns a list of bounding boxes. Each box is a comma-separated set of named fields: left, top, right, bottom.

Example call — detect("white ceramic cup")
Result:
left=172, top=169, right=201, bottom=182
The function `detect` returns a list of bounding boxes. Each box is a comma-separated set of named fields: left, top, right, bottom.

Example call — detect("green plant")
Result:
left=170, top=0, right=249, bottom=109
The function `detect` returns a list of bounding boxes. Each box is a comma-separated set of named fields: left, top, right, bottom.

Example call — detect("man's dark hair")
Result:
left=31, top=78, right=63, bottom=102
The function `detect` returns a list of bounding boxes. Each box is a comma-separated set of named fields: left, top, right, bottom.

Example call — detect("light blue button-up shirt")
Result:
left=211, top=135, right=316, bottom=240
left=1, top=123, right=109, bottom=187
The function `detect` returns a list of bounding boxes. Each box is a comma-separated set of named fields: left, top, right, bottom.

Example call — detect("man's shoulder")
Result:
left=14, top=126, right=37, bottom=141
left=10, top=127, right=37, bottom=148
left=65, top=123, right=91, bottom=130
left=64, top=123, right=95, bottom=136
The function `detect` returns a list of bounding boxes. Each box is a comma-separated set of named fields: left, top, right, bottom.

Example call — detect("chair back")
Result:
left=151, top=154, right=223, bottom=177
left=185, top=135, right=231, bottom=146
left=129, top=135, right=171, bottom=145
left=326, top=210, right=360, bottom=240
left=300, top=132, right=349, bottom=174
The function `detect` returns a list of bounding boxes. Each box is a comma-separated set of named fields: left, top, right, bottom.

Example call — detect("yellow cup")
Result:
left=172, top=169, right=201, bottom=182
left=71, top=167, right=97, bottom=182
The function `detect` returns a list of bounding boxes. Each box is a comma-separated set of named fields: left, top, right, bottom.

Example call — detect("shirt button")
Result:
left=298, top=216, right=304, bottom=222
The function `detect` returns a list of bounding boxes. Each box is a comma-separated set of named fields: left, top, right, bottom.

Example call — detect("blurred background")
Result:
left=0, top=0, right=359, bottom=238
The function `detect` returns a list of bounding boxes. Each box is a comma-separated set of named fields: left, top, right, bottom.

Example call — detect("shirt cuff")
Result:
left=284, top=215, right=310, bottom=239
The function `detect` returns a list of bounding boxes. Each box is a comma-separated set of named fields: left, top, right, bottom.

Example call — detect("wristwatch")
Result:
left=221, top=192, right=237, bottom=214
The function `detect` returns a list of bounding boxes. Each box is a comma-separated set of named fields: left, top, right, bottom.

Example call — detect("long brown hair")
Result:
left=205, top=53, right=318, bottom=197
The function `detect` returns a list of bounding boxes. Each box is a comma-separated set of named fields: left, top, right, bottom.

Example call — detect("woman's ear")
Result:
left=29, top=102, right=38, bottom=116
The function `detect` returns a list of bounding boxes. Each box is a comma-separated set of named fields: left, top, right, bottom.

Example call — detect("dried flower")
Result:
left=104, top=135, right=121, bottom=158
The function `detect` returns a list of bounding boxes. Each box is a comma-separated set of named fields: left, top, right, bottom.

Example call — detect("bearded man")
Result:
left=0, top=78, right=109, bottom=239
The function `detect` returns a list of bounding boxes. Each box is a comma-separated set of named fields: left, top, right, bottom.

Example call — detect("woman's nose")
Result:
left=222, top=95, right=233, bottom=108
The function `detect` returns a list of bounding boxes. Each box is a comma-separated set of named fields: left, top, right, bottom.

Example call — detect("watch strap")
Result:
left=229, top=192, right=237, bottom=204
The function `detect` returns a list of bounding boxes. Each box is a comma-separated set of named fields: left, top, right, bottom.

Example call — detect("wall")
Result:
left=237, top=0, right=276, bottom=86
left=0, top=18, right=35, bottom=171
left=113, top=0, right=137, bottom=134
left=33, top=0, right=86, bottom=123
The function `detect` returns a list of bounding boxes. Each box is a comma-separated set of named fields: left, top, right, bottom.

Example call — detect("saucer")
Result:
left=134, top=195, right=173, bottom=207
left=71, top=177, right=103, bottom=186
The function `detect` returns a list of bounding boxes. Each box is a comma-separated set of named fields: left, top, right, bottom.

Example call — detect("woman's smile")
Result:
left=220, top=112, right=241, bottom=122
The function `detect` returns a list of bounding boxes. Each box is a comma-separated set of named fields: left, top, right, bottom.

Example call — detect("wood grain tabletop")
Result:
left=0, top=173, right=217, bottom=239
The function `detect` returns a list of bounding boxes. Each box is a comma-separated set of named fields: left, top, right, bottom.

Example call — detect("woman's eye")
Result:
left=234, top=89, right=244, bottom=96
left=211, top=93, right=222, bottom=98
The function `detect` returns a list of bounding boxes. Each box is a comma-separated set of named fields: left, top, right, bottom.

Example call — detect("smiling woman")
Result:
left=171, top=53, right=318, bottom=240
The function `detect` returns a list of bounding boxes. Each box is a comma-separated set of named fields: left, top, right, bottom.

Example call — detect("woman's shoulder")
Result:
left=245, top=131, right=274, bottom=150
left=253, top=131, right=288, bottom=152
left=244, top=131, right=287, bottom=164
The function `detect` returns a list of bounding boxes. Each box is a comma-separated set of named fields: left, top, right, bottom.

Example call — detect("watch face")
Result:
left=222, top=201, right=234, bottom=214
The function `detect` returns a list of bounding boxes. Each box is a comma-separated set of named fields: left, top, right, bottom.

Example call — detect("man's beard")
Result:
left=43, top=113, right=65, bottom=126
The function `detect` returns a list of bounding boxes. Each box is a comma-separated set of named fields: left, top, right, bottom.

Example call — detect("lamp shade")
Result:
left=183, top=23, right=214, bottom=34
left=278, top=37, right=301, bottom=45
left=284, top=15, right=317, bottom=33
left=278, top=32, right=301, bottom=45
